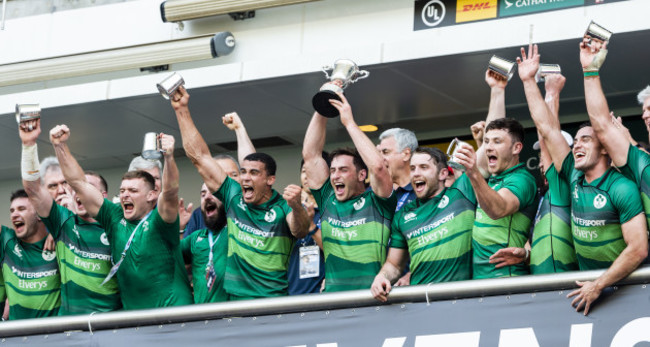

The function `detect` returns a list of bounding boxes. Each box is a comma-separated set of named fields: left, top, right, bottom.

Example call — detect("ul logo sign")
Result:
left=421, top=0, right=446, bottom=27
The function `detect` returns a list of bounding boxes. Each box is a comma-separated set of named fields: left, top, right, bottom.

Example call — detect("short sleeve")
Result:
left=559, top=152, right=576, bottom=182
left=149, top=207, right=181, bottom=246
left=389, top=214, right=407, bottom=249
left=180, top=234, right=193, bottom=264
left=452, top=174, right=476, bottom=205
left=619, top=144, right=650, bottom=187
left=311, top=179, right=334, bottom=210
left=215, top=176, right=242, bottom=212
left=370, top=191, right=398, bottom=219
left=500, top=170, right=537, bottom=210
left=610, top=176, right=644, bottom=224
left=95, top=198, right=124, bottom=240
left=40, top=203, right=72, bottom=240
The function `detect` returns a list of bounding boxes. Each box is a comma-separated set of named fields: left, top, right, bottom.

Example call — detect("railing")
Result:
left=1, top=266, right=650, bottom=338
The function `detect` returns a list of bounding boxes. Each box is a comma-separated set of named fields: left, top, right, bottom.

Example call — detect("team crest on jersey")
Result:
left=265, top=209, right=277, bottom=222
left=593, top=194, right=607, bottom=209
left=42, top=249, right=56, bottom=261
left=142, top=221, right=150, bottom=232
left=72, top=225, right=80, bottom=238
left=573, top=185, right=579, bottom=201
left=197, top=236, right=204, bottom=242
left=13, top=244, right=23, bottom=258
left=353, top=197, right=366, bottom=210
left=438, top=196, right=450, bottom=209
left=100, top=232, right=109, bottom=246
left=120, top=219, right=127, bottom=227
left=237, top=198, right=247, bottom=211
left=404, top=212, right=417, bottom=222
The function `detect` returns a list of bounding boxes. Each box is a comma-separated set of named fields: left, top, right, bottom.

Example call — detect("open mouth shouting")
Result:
left=122, top=200, right=135, bottom=215
left=487, top=154, right=498, bottom=168
left=204, top=200, right=218, bottom=218
left=12, top=219, right=25, bottom=233
left=574, top=149, right=586, bottom=164
left=242, top=185, right=255, bottom=202
left=333, top=182, right=345, bottom=197
left=413, top=179, right=427, bottom=194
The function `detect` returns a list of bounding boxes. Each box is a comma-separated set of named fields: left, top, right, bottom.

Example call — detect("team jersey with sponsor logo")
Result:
left=96, top=199, right=192, bottom=309
left=41, top=203, right=121, bottom=315
left=0, top=226, right=60, bottom=319
left=530, top=164, right=578, bottom=274
left=472, top=163, right=537, bottom=279
left=618, top=144, right=650, bottom=233
left=390, top=174, right=476, bottom=284
left=215, top=176, right=295, bottom=299
left=312, top=179, right=397, bottom=292
left=180, top=227, right=228, bottom=303
left=560, top=154, right=642, bottom=270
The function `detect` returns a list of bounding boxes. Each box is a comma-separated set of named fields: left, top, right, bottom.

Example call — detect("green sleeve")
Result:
left=39, top=203, right=72, bottom=240
left=370, top=191, right=398, bottom=219
left=311, top=178, right=333, bottom=210
left=180, top=234, right=193, bottom=264
left=619, top=144, right=650, bottom=187
left=214, top=176, right=241, bottom=212
left=501, top=169, right=537, bottom=210
left=452, top=173, right=477, bottom=205
left=389, top=212, right=407, bottom=249
left=545, top=164, right=571, bottom=207
left=0, top=272, right=4, bottom=318
left=150, top=207, right=181, bottom=246
left=611, top=176, right=644, bottom=224
left=0, top=226, right=15, bottom=261
left=559, top=152, right=577, bottom=183
left=95, top=198, right=124, bottom=240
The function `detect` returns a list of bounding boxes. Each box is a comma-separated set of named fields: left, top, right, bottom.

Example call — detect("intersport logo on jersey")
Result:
left=456, top=0, right=497, bottom=23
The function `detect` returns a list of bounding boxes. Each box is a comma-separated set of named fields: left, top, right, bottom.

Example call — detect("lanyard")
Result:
left=102, top=210, right=153, bottom=285
left=395, top=190, right=411, bottom=212
left=207, top=230, right=221, bottom=266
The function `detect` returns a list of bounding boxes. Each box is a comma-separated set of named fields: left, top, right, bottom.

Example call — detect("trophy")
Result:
left=535, top=64, right=562, bottom=83
left=446, top=138, right=469, bottom=171
left=141, top=132, right=163, bottom=160
left=584, top=20, right=612, bottom=45
left=312, top=59, right=369, bottom=118
left=15, top=104, right=41, bottom=125
left=488, top=56, right=516, bottom=81
left=157, top=72, right=184, bottom=100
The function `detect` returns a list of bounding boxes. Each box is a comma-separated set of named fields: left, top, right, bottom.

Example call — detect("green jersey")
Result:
left=215, top=176, right=295, bottom=299
left=472, top=163, right=537, bottom=279
left=181, top=227, right=228, bottom=303
left=530, top=164, right=578, bottom=274
left=0, top=226, right=60, bottom=319
left=41, top=203, right=121, bottom=315
left=390, top=174, right=476, bottom=284
left=619, top=144, right=650, bottom=233
left=96, top=199, right=192, bottom=309
left=312, top=179, right=397, bottom=292
left=560, top=154, right=642, bottom=270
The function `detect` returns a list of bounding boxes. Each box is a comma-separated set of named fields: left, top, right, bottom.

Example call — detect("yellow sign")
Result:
left=456, top=0, right=497, bottom=23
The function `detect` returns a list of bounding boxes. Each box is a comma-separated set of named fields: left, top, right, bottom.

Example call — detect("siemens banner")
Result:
left=414, top=0, right=630, bottom=31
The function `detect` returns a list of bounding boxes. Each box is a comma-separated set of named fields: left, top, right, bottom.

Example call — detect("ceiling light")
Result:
left=160, top=0, right=321, bottom=22
left=0, top=32, right=235, bottom=88
left=359, top=125, right=378, bottom=132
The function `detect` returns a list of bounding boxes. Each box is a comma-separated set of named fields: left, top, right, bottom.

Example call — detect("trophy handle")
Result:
left=351, top=70, right=369, bottom=83
left=446, top=138, right=459, bottom=157
left=321, top=66, right=333, bottom=79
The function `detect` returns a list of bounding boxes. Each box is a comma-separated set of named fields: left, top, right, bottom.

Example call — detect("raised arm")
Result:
left=568, top=213, right=647, bottom=315
left=517, top=44, right=570, bottom=171
left=157, top=133, right=180, bottom=223
left=485, top=69, right=508, bottom=124
left=222, top=112, right=256, bottom=164
left=50, top=125, right=104, bottom=217
left=170, top=87, right=228, bottom=194
left=580, top=38, right=630, bottom=166
left=283, top=184, right=309, bottom=239
left=302, top=112, right=330, bottom=190
left=19, top=119, right=54, bottom=218
left=454, top=142, right=520, bottom=219
left=539, top=71, right=568, bottom=172
left=331, top=93, right=393, bottom=198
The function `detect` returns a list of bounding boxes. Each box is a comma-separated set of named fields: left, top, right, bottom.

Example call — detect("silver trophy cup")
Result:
left=535, top=64, right=562, bottom=83
left=312, top=59, right=369, bottom=118
left=584, top=20, right=612, bottom=44
left=142, top=132, right=163, bottom=160
left=157, top=72, right=185, bottom=100
left=488, top=56, right=516, bottom=81
left=15, top=104, right=41, bottom=124
left=446, top=138, right=469, bottom=171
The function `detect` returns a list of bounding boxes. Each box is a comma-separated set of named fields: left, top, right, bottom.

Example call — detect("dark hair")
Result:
left=413, top=147, right=448, bottom=171
left=10, top=189, right=28, bottom=202
left=329, top=147, right=367, bottom=173
left=85, top=170, right=108, bottom=193
left=243, top=153, right=277, bottom=176
left=122, top=170, right=156, bottom=191
left=577, top=121, right=592, bottom=130
left=300, top=151, right=331, bottom=171
left=485, top=118, right=525, bottom=144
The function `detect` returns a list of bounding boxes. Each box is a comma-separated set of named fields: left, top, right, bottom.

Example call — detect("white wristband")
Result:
left=21, top=144, right=41, bottom=181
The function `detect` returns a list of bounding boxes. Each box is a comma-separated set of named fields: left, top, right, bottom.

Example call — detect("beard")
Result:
left=203, top=203, right=227, bottom=232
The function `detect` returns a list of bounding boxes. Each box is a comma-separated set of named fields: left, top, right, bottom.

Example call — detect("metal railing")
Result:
left=1, top=266, right=650, bottom=338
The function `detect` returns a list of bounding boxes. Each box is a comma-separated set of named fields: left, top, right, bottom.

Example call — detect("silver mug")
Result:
left=142, top=132, right=163, bottom=160
left=488, top=55, right=516, bottom=81
left=15, top=104, right=41, bottom=124
left=446, top=138, right=469, bottom=171
left=157, top=72, right=185, bottom=100
left=312, top=59, right=369, bottom=118
left=584, top=20, right=612, bottom=44
left=535, top=64, right=562, bottom=83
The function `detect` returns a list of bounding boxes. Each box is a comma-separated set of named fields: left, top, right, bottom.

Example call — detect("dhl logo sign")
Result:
left=456, top=0, right=497, bottom=23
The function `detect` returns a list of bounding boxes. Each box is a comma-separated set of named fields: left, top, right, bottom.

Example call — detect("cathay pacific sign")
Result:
left=499, top=0, right=583, bottom=17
